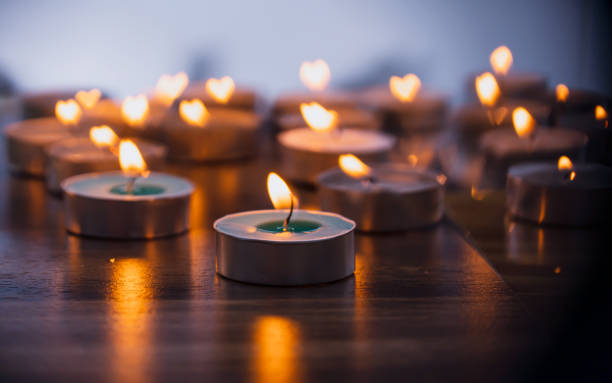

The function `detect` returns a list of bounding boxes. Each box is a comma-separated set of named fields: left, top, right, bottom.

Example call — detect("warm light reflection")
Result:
left=389, top=73, right=421, bottom=102
left=299, top=59, right=330, bottom=91
left=557, top=155, right=573, bottom=170
left=89, top=125, right=118, bottom=148
left=338, top=154, right=371, bottom=179
left=206, top=76, right=235, bottom=104
left=267, top=172, right=296, bottom=209
left=475, top=72, right=500, bottom=107
left=490, top=45, right=513, bottom=75
left=512, top=107, right=536, bottom=138
left=154, top=72, right=189, bottom=105
left=179, top=99, right=209, bottom=127
left=121, top=95, right=149, bottom=127
left=119, top=139, right=147, bottom=175
left=570, top=171, right=576, bottom=181
left=556, top=84, right=569, bottom=103
left=408, top=154, right=418, bottom=166
left=55, top=99, right=82, bottom=125
left=300, top=102, right=337, bottom=132
left=75, top=88, right=102, bottom=109
left=595, top=105, right=607, bottom=120
left=253, top=316, right=300, bottom=383
left=471, top=186, right=488, bottom=201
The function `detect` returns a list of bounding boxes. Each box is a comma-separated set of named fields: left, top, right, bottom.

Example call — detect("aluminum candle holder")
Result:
left=318, top=164, right=445, bottom=232
left=506, top=163, right=612, bottom=226
left=160, top=108, right=259, bottom=161
left=278, top=128, right=395, bottom=184
left=4, top=118, right=75, bottom=176
left=62, top=171, right=194, bottom=239
left=45, top=137, right=166, bottom=194
left=272, top=91, right=358, bottom=117
left=214, top=210, right=356, bottom=286
left=275, top=108, right=378, bottom=132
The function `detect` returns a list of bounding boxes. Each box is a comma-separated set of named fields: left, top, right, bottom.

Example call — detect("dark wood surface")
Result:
left=0, top=125, right=608, bottom=382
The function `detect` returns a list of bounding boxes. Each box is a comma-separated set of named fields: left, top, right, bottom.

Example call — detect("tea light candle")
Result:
left=278, top=102, right=395, bottom=183
left=318, top=155, right=445, bottom=232
left=214, top=172, right=355, bottom=286
left=479, top=107, right=587, bottom=186
left=62, top=140, right=193, bottom=239
left=180, top=76, right=257, bottom=111
left=506, top=157, right=612, bottom=226
left=21, top=89, right=95, bottom=119
left=4, top=99, right=83, bottom=176
left=160, top=99, right=259, bottom=161
left=45, top=126, right=167, bottom=194
left=275, top=107, right=378, bottom=133
left=358, top=75, right=448, bottom=134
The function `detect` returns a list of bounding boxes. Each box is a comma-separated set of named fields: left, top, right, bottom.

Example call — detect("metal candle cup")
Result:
left=45, top=137, right=166, bottom=194
left=272, top=91, right=358, bottom=117
left=278, top=128, right=395, bottom=184
left=214, top=209, right=356, bottom=286
left=506, top=163, right=612, bottom=227
left=61, top=171, right=194, bottom=239
left=318, top=164, right=445, bottom=232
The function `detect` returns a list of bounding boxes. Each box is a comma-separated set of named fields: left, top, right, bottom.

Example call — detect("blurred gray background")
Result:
left=0, top=0, right=610, bottom=102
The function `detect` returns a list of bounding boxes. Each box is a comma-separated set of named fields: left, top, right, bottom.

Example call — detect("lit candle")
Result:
left=318, top=154, right=445, bottom=231
left=180, top=75, right=257, bottom=111
left=214, top=172, right=355, bottom=285
left=45, top=126, right=166, bottom=194
left=159, top=98, right=259, bottom=161
left=277, top=102, right=395, bottom=183
left=479, top=106, right=587, bottom=186
left=21, top=89, right=99, bottom=119
left=506, top=156, right=612, bottom=226
left=61, top=139, right=193, bottom=239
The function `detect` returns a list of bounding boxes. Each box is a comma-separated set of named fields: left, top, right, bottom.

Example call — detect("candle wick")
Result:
left=125, top=175, right=138, bottom=195
left=283, top=196, right=294, bottom=230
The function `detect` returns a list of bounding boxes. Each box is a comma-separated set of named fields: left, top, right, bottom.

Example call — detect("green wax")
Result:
left=256, top=220, right=321, bottom=233
left=109, top=184, right=165, bottom=195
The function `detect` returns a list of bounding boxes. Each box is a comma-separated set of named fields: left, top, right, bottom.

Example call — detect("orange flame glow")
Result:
left=89, top=125, right=118, bottom=148
left=490, top=45, right=513, bottom=75
left=512, top=107, right=536, bottom=138
left=557, top=155, right=573, bottom=170
left=75, top=88, right=102, bottom=109
left=338, top=154, right=371, bottom=179
left=179, top=99, right=209, bottom=127
left=118, top=139, right=146, bottom=175
left=206, top=76, right=235, bottom=104
left=267, top=172, right=297, bottom=209
left=389, top=74, right=421, bottom=102
left=475, top=72, right=500, bottom=107
left=299, top=59, right=330, bottom=91
left=300, top=102, right=337, bottom=132
left=570, top=171, right=576, bottom=181
left=121, top=95, right=149, bottom=127
left=556, top=84, right=569, bottom=102
left=595, top=105, right=607, bottom=120
left=55, top=99, right=82, bottom=125
left=155, top=72, right=189, bottom=105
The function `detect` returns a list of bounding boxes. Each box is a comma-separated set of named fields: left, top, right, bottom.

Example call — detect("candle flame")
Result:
left=300, top=102, right=337, bottom=132
left=299, top=59, right=330, bottom=91
left=389, top=74, right=421, bottom=102
left=89, top=125, right=118, bottom=148
left=155, top=72, right=189, bottom=105
left=118, top=139, right=147, bottom=175
left=408, top=154, right=418, bottom=166
left=338, top=154, right=371, bottom=179
left=556, top=84, right=569, bottom=103
left=490, top=45, right=513, bottom=75
left=475, top=72, right=500, bottom=107
left=179, top=99, right=209, bottom=127
left=75, top=88, right=102, bottom=109
left=595, top=105, right=607, bottom=120
left=55, top=99, right=82, bottom=125
left=206, top=76, right=235, bottom=104
left=121, top=95, right=149, bottom=127
left=570, top=171, right=576, bottom=181
left=558, top=155, right=573, bottom=170
left=267, top=172, right=297, bottom=209
left=512, top=107, right=536, bottom=138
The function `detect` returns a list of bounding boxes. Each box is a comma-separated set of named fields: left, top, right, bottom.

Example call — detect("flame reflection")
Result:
left=252, top=316, right=301, bottom=383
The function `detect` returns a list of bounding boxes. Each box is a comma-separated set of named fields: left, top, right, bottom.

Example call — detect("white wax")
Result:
left=213, top=209, right=355, bottom=243
left=278, top=127, right=394, bottom=154
left=61, top=171, right=193, bottom=201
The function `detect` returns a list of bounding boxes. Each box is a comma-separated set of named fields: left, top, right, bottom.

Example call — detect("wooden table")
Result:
left=0, top=131, right=608, bottom=382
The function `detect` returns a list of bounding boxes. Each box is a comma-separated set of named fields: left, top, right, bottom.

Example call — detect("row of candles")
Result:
left=3, top=46, right=611, bottom=285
